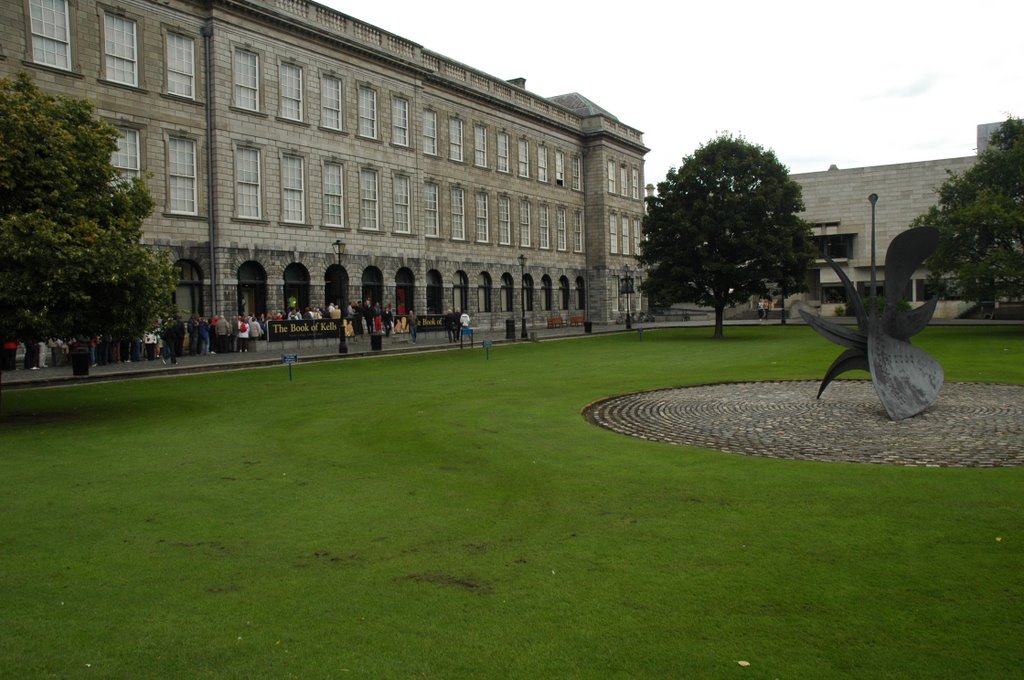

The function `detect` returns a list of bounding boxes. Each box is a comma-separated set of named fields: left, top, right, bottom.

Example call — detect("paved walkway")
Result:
left=585, top=380, right=1024, bottom=467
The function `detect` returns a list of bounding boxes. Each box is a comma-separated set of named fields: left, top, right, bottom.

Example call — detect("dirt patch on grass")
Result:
left=402, top=572, right=493, bottom=593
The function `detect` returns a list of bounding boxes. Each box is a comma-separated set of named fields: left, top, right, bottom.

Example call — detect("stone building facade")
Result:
left=791, top=154, right=977, bottom=319
left=1, top=0, right=647, bottom=327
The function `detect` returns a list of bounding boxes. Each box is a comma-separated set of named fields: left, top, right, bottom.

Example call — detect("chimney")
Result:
left=507, top=78, right=526, bottom=89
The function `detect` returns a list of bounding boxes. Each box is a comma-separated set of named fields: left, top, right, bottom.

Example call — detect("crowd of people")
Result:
left=0, top=299, right=448, bottom=371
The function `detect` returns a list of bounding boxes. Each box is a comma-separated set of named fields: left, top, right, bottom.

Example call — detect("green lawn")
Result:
left=1, top=325, right=1022, bottom=679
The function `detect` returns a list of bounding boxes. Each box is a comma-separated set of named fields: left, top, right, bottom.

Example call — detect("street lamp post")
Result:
left=517, top=254, right=528, bottom=339
left=332, top=239, right=347, bottom=354
left=621, top=265, right=633, bottom=330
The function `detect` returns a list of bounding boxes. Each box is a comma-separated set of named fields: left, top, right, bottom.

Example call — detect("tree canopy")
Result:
left=0, top=73, right=177, bottom=347
left=639, top=134, right=814, bottom=337
left=914, top=116, right=1024, bottom=304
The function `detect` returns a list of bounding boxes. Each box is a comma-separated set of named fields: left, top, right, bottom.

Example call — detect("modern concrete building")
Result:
left=1, top=0, right=647, bottom=327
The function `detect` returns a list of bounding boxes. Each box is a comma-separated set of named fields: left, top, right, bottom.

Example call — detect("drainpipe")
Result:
left=202, top=21, right=218, bottom=316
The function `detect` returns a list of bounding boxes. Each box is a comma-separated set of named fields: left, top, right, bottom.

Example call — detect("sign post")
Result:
left=281, top=353, right=299, bottom=381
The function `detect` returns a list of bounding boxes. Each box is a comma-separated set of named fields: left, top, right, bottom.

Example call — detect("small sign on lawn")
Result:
left=281, top=353, right=299, bottom=381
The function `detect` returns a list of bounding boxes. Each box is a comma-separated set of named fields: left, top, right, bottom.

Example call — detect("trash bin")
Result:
left=505, top=319, right=516, bottom=340
left=584, top=321, right=593, bottom=334
left=370, top=334, right=383, bottom=351
left=70, top=347, right=90, bottom=376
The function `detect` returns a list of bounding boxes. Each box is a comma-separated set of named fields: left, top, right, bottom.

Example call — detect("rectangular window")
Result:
left=519, top=199, right=531, bottom=247
left=166, top=32, right=194, bottom=98
left=573, top=210, right=584, bottom=252
left=424, top=182, right=439, bottom=237
left=633, top=218, right=642, bottom=255
left=392, top=97, right=409, bottom=146
left=359, top=168, right=379, bottom=229
left=423, top=110, right=438, bottom=155
left=620, top=165, right=628, bottom=197
left=281, top=155, right=304, bottom=223
left=518, top=139, right=530, bottom=177
left=393, top=175, right=411, bottom=233
left=475, top=192, right=489, bottom=242
left=555, top=151, right=565, bottom=186
left=321, top=75, right=343, bottom=130
left=556, top=208, right=567, bottom=251
left=104, top=14, right=137, bottom=86
left=607, top=161, right=616, bottom=193
left=631, top=167, right=640, bottom=199
left=30, top=0, right=71, bottom=70
left=609, top=214, right=619, bottom=254
left=538, top=144, right=548, bottom=183
left=233, top=48, right=259, bottom=111
left=474, top=125, right=487, bottom=167
left=236, top=147, right=261, bottom=219
left=451, top=187, right=465, bottom=240
left=323, top=162, right=344, bottom=227
left=167, top=137, right=196, bottom=215
left=572, top=156, right=582, bottom=191
left=497, top=132, right=510, bottom=173
left=498, top=196, right=511, bottom=245
left=449, top=118, right=464, bottom=162
left=113, top=128, right=140, bottom=179
left=621, top=216, right=630, bottom=255
left=539, top=205, right=550, bottom=249
left=358, top=86, right=377, bottom=138
left=279, top=63, right=303, bottom=121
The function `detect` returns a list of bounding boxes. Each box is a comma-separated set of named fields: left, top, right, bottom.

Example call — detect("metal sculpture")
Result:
left=800, top=195, right=944, bottom=421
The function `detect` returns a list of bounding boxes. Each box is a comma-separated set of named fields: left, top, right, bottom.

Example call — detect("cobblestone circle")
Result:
left=583, top=381, right=1024, bottom=467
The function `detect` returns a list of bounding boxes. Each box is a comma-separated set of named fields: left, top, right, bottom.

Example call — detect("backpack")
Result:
left=240, top=322, right=248, bottom=333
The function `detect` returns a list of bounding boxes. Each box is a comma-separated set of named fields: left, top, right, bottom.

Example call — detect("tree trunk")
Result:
left=714, top=306, right=725, bottom=338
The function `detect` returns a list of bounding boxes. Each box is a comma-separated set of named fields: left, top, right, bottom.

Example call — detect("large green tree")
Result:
left=639, top=134, right=814, bottom=338
left=0, top=74, right=177, bottom=349
left=914, top=116, right=1024, bottom=304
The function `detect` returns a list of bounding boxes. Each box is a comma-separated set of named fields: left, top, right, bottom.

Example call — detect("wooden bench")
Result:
left=569, top=316, right=586, bottom=327
left=546, top=316, right=566, bottom=328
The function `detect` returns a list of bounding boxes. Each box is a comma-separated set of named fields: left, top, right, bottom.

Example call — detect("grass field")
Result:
left=1, top=325, right=1022, bottom=679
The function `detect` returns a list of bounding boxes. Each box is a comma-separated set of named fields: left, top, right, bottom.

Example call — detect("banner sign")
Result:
left=268, top=318, right=341, bottom=342
left=412, top=314, right=446, bottom=332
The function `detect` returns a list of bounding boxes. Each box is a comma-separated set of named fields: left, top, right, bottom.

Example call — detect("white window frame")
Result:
left=30, top=0, right=72, bottom=70
left=497, top=132, right=510, bottom=173
left=518, top=139, right=530, bottom=178
left=555, top=151, right=565, bottom=186
left=572, top=156, right=582, bottom=191
left=279, top=62, right=303, bottom=121
left=167, top=137, right=197, bottom=215
left=620, top=165, right=628, bottom=197
left=539, top=205, right=550, bottom=249
left=233, top=48, right=259, bottom=111
left=573, top=210, right=584, bottom=252
left=449, top=118, right=464, bottom=162
left=498, top=196, right=511, bottom=245
left=358, top=86, right=377, bottom=139
left=633, top=218, right=642, bottom=255
left=424, top=181, right=439, bottom=237
left=607, top=160, right=616, bottom=193
left=609, top=213, right=619, bottom=254
left=632, top=167, right=640, bottom=200
left=423, top=110, right=438, bottom=155
left=281, top=154, right=305, bottom=223
left=321, top=75, right=343, bottom=130
left=538, top=144, right=548, bottom=183
left=323, top=161, right=344, bottom=227
left=113, top=128, right=140, bottom=179
left=451, top=187, right=465, bottom=240
left=556, top=208, right=567, bottom=251
left=166, top=32, right=194, bottom=99
left=474, top=125, right=487, bottom=167
left=104, top=13, right=138, bottom=87
left=621, top=216, right=630, bottom=255
left=519, top=199, right=531, bottom=247
left=392, top=97, right=410, bottom=147
left=393, top=175, right=411, bottom=233
left=359, top=168, right=379, bottom=230
left=236, top=147, right=261, bottom=219
left=475, top=192, right=489, bottom=243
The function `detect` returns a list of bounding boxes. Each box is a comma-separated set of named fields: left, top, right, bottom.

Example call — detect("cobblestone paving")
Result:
left=584, top=381, right=1024, bottom=467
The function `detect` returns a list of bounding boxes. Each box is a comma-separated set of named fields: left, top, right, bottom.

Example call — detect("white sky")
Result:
left=321, top=0, right=1024, bottom=180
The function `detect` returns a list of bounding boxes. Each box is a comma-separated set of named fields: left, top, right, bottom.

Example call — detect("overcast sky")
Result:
left=321, top=0, right=1023, bottom=181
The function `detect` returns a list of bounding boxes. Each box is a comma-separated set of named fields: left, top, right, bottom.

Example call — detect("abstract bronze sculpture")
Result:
left=801, top=196, right=944, bottom=421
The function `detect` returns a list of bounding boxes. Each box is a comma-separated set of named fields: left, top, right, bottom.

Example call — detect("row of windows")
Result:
left=607, top=160, right=643, bottom=199
left=609, top=214, right=643, bottom=257
left=114, top=128, right=586, bottom=251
